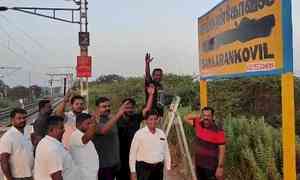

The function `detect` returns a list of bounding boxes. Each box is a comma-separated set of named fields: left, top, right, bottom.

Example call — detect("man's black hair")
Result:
left=144, top=110, right=159, bottom=120
left=76, top=113, right=92, bottom=126
left=71, top=95, right=85, bottom=105
left=95, top=96, right=110, bottom=106
left=121, top=98, right=136, bottom=106
left=10, top=108, right=27, bottom=118
left=152, top=68, right=163, bottom=76
left=47, top=116, right=64, bottom=132
left=39, top=99, right=51, bottom=111
left=201, top=107, right=215, bottom=116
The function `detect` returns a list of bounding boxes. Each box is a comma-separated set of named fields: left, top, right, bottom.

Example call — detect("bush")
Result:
left=223, top=117, right=283, bottom=180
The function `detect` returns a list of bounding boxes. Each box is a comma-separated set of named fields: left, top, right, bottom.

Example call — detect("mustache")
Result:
left=17, top=122, right=26, bottom=127
left=101, top=109, right=111, bottom=115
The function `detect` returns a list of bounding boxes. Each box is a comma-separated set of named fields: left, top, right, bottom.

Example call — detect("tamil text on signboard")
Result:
left=198, top=0, right=284, bottom=78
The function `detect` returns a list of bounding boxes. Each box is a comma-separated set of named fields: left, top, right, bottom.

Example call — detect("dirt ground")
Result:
left=167, top=143, right=191, bottom=180
left=167, top=169, right=186, bottom=180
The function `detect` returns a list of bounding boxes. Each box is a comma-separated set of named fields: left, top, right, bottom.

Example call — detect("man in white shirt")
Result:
left=55, top=94, right=85, bottom=149
left=129, top=110, right=171, bottom=180
left=34, top=116, right=78, bottom=180
left=0, top=108, right=34, bottom=180
left=69, top=113, right=99, bottom=180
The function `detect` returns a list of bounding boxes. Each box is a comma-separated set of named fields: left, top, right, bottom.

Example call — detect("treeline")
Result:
left=89, top=74, right=300, bottom=179
left=90, top=74, right=300, bottom=133
left=0, top=80, right=44, bottom=108
left=89, top=74, right=198, bottom=111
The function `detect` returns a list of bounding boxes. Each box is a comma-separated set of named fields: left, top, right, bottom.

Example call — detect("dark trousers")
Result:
left=98, top=166, right=119, bottom=180
left=136, top=161, right=164, bottom=180
left=196, top=166, right=217, bottom=180
left=116, top=163, right=130, bottom=180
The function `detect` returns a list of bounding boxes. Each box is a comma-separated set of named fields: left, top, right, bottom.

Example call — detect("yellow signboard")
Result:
left=198, top=1, right=295, bottom=179
left=198, top=0, right=285, bottom=78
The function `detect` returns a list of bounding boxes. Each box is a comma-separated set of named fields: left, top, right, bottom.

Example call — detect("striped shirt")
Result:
left=192, top=117, right=225, bottom=170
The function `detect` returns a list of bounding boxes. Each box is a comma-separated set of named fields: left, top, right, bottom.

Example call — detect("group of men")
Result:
left=0, top=53, right=226, bottom=180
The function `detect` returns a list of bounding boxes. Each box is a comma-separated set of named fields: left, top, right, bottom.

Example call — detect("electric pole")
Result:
left=49, top=66, right=75, bottom=91
left=0, top=0, right=91, bottom=108
left=0, top=66, right=21, bottom=98
left=47, top=73, right=73, bottom=97
left=79, top=0, right=90, bottom=109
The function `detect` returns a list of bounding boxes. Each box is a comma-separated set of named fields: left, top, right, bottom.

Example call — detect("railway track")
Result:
left=0, top=97, right=63, bottom=127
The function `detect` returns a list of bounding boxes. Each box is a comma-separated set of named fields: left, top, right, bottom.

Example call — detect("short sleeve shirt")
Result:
left=69, top=129, right=99, bottom=180
left=92, top=116, right=120, bottom=168
left=192, top=117, right=225, bottom=170
left=34, top=136, right=79, bottom=180
left=0, top=126, right=34, bottom=178
left=62, top=111, right=77, bottom=149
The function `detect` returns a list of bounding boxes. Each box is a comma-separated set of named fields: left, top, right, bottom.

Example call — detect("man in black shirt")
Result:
left=144, top=53, right=164, bottom=117
left=116, top=85, right=155, bottom=180
left=32, top=99, right=53, bottom=147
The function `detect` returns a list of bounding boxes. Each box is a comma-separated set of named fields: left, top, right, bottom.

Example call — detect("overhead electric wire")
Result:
left=0, top=14, right=58, bottom=59
left=0, top=40, right=48, bottom=78
left=0, top=15, right=45, bottom=47
left=0, top=42, right=35, bottom=66
left=0, top=23, right=39, bottom=64
left=0, top=14, right=74, bottom=76
left=0, top=19, right=53, bottom=71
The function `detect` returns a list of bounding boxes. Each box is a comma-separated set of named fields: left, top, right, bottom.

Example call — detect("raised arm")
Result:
left=55, top=91, right=73, bottom=118
left=184, top=113, right=199, bottom=126
left=97, top=101, right=129, bottom=135
left=142, top=84, right=155, bottom=117
left=81, top=116, right=97, bottom=144
left=145, top=53, right=153, bottom=83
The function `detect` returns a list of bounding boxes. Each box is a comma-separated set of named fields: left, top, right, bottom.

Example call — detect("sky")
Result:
left=0, top=0, right=299, bottom=87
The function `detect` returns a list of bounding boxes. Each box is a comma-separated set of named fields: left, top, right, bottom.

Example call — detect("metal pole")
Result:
left=282, top=73, right=296, bottom=180
left=50, top=79, right=53, bottom=97
left=79, top=0, right=89, bottom=109
left=28, top=72, right=30, bottom=100
left=176, top=114, right=197, bottom=180
left=63, top=77, right=67, bottom=96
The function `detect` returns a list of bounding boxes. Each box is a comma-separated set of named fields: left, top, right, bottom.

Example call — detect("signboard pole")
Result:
left=281, top=73, right=296, bottom=180
left=200, top=80, right=208, bottom=109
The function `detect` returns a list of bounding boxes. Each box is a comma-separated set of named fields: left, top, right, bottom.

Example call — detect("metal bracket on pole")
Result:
left=10, top=7, right=80, bottom=24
